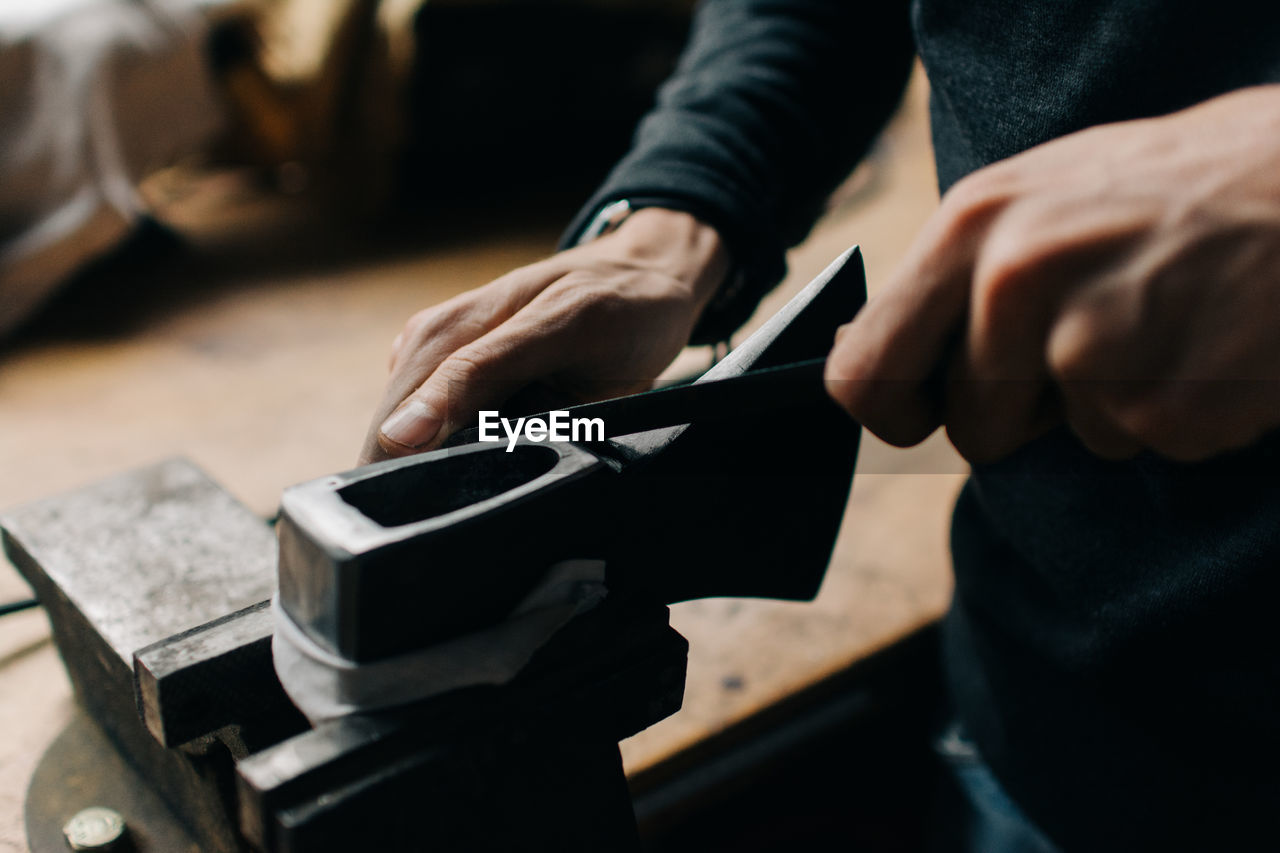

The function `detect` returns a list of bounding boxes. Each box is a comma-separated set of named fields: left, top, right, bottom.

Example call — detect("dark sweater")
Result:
left=563, top=1, right=1280, bottom=849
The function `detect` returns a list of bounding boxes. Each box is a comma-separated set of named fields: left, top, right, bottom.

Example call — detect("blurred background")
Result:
left=1, top=0, right=703, bottom=335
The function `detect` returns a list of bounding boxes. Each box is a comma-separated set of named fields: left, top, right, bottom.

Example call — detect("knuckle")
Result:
left=401, top=308, right=436, bottom=340
left=973, top=205, right=1060, bottom=301
left=972, top=247, right=1039, bottom=327
left=402, top=297, right=497, bottom=353
left=424, top=350, right=494, bottom=419
left=939, top=167, right=1017, bottom=234
left=434, top=349, right=488, bottom=390
left=1046, top=309, right=1107, bottom=382
left=403, top=304, right=456, bottom=342
left=943, top=169, right=1001, bottom=214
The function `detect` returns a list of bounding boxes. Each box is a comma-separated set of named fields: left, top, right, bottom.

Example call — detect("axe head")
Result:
left=277, top=247, right=868, bottom=662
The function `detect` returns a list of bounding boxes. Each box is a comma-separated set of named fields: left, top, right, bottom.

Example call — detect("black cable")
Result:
left=0, top=598, right=39, bottom=618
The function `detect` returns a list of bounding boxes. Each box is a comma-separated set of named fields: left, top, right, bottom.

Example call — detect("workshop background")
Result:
left=0, top=0, right=965, bottom=849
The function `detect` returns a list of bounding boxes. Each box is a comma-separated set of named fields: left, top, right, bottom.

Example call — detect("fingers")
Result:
left=361, top=315, right=499, bottom=464
left=361, top=225, right=720, bottom=465
left=374, top=314, right=561, bottom=458
left=825, top=172, right=1007, bottom=447
left=372, top=279, right=626, bottom=459
left=824, top=175, right=1142, bottom=464
left=377, top=351, right=530, bottom=456
left=834, top=103, right=1280, bottom=465
left=360, top=265, right=568, bottom=464
left=942, top=203, right=1070, bottom=462
left=823, top=268, right=962, bottom=446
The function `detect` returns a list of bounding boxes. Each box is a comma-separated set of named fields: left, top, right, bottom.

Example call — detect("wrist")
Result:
left=598, top=206, right=733, bottom=315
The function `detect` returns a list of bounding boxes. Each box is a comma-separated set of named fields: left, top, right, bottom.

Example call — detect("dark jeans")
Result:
left=933, top=721, right=1062, bottom=853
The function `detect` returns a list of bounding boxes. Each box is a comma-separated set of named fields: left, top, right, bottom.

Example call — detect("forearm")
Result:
left=563, top=0, right=916, bottom=340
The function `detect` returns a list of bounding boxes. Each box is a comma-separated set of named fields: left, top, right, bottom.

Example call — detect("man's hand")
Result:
left=825, top=85, right=1280, bottom=463
left=359, top=208, right=729, bottom=464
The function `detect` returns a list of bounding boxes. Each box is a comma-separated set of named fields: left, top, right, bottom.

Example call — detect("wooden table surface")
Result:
left=0, top=68, right=964, bottom=852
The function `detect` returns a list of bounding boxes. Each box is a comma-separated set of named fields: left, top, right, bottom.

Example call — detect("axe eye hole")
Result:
left=338, top=444, right=561, bottom=528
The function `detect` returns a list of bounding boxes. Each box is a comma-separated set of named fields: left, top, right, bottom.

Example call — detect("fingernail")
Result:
left=379, top=400, right=442, bottom=449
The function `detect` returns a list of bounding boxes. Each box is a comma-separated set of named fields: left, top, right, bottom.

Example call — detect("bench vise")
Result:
left=3, top=249, right=866, bottom=852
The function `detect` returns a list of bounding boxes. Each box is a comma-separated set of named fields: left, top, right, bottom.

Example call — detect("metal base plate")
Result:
left=26, top=709, right=204, bottom=853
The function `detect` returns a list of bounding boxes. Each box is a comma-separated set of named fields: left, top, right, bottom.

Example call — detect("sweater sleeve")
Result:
left=560, top=0, right=916, bottom=343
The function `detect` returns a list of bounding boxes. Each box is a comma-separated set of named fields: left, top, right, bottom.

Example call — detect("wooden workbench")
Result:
left=0, top=69, right=962, bottom=852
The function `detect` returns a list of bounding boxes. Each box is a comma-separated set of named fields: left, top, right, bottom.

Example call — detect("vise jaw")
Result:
left=4, top=458, right=684, bottom=852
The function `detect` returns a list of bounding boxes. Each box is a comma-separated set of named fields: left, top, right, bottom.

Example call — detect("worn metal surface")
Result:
left=134, top=600, right=304, bottom=750
left=1, top=459, right=283, bottom=853
left=277, top=439, right=609, bottom=662
left=24, top=711, right=200, bottom=853
left=277, top=248, right=867, bottom=663
left=0, top=459, right=277, bottom=664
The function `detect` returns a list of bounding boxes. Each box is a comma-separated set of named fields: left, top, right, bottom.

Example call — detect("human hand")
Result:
left=825, top=85, right=1280, bottom=463
left=359, top=208, right=730, bottom=464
